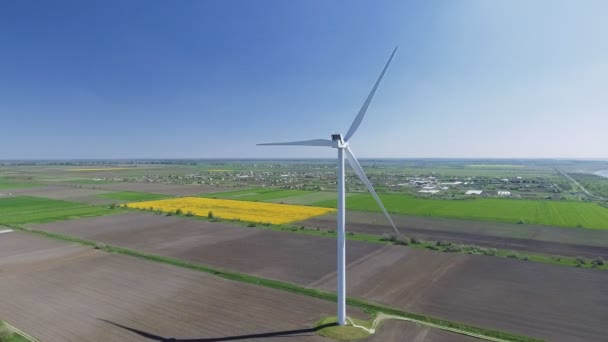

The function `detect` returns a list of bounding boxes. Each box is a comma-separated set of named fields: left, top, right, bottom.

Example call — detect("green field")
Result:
left=201, top=188, right=340, bottom=205
left=203, top=188, right=608, bottom=229
left=314, top=193, right=608, bottom=230
left=0, top=196, right=118, bottom=225
left=202, top=188, right=308, bottom=201
left=0, top=177, right=40, bottom=190
left=95, top=191, right=168, bottom=201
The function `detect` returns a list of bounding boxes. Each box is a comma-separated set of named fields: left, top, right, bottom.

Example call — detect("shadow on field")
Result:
left=99, top=319, right=335, bottom=341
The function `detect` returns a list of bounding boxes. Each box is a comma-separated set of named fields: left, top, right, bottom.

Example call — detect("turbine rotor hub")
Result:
left=331, top=134, right=347, bottom=148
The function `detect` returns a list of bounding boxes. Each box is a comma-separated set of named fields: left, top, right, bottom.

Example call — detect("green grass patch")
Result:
left=0, top=321, right=32, bottom=342
left=203, top=188, right=347, bottom=205
left=313, top=193, right=608, bottom=229
left=0, top=196, right=120, bottom=225
left=0, top=177, right=40, bottom=190
left=315, top=316, right=371, bottom=340
left=95, top=191, right=168, bottom=201
left=201, top=188, right=312, bottom=202
left=204, top=188, right=608, bottom=229
left=9, top=225, right=542, bottom=342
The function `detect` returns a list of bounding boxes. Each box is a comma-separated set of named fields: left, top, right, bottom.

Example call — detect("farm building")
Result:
left=419, top=189, right=440, bottom=194
left=498, top=191, right=511, bottom=197
left=465, top=190, right=483, bottom=195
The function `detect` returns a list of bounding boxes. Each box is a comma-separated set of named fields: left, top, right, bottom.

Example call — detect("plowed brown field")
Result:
left=33, top=213, right=608, bottom=341
left=0, top=231, right=466, bottom=342
left=299, top=212, right=608, bottom=258
left=0, top=232, right=335, bottom=342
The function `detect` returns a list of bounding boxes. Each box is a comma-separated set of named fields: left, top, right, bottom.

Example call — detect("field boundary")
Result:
left=9, top=224, right=543, bottom=342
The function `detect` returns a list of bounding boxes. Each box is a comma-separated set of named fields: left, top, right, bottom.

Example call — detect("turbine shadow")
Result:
left=99, top=319, right=336, bottom=341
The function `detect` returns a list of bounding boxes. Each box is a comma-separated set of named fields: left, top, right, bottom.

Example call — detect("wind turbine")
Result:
left=258, top=46, right=400, bottom=326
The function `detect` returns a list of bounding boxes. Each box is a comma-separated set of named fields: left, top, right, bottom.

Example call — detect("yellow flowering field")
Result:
left=125, top=196, right=335, bottom=224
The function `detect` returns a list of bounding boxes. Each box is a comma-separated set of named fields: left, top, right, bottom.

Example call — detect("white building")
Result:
left=465, top=190, right=483, bottom=195
left=419, top=189, right=440, bottom=194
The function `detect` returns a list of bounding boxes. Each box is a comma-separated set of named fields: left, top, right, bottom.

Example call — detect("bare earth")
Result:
left=0, top=230, right=467, bottom=342
left=33, top=213, right=608, bottom=341
left=371, top=321, right=478, bottom=342
left=298, top=212, right=608, bottom=258
left=32, top=213, right=383, bottom=286
left=0, top=231, right=338, bottom=342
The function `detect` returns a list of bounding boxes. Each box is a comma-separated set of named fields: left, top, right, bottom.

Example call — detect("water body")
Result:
left=594, top=170, right=608, bottom=178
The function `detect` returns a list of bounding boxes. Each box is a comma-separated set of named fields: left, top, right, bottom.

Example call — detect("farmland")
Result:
left=313, top=192, right=608, bottom=229
left=95, top=191, right=168, bottom=201
left=0, top=177, right=39, bottom=190
left=299, top=211, right=608, bottom=257
left=31, top=212, right=608, bottom=341
left=2, top=159, right=608, bottom=341
left=88, top=182, right=231, bottom=196
left=0, top=232, right=360, bottom=342
left=0, top=196, right=118, bottom=225
left=202, top=187, right=608, bottom=229
left=568, top=172, right=608, bottom=199
left=125, top=196, right=335, bottom=224
left=202, top=188, right=342, bottom=205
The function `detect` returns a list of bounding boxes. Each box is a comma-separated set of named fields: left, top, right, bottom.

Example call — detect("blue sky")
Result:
left=1, top=0, right=606, bottom=159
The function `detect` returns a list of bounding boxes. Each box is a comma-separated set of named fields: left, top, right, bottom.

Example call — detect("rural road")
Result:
left=557, top=168, right=607, bottom=201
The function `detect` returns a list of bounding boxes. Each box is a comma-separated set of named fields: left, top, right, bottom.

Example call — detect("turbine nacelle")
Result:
left=331, top=134, right=347, bottom=148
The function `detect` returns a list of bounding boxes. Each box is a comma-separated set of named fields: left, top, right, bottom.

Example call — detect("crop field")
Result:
left=299, top=211, right=608, bottom=257
left=1, top=185, right=118, bottom=205
left=4, top=161, right=608, bottom=341
left=126, top=196, right=335, bottom=224
left=0, top=230, right=471, bottom=342
left=314, top=193, right=608, bottom=229
left=0, top=196, right=118, bottom=225
left=95, top=191, right=168, bottom=202
left=32, top=212, right=608, bottom=341
left=202, top=188, right=341, bottom=205
left=0, top=177, right=40, bottom=190
left=0, top=232, right=356, bottom=342
left=202, top=188, right=608, bottom=229
left=80, top=181, right=233, bottom=196
left=31, top=213, right=383, bottom=285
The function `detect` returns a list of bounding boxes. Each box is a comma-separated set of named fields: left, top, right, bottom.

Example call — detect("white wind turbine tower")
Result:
left=258, top=46, right=400, bottom=326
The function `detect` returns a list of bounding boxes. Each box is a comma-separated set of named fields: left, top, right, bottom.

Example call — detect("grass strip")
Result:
left=0, top=321, right=37, bottom=342
left=10, top=225, right=542, bottom=342
left=95, top=191, right=169, bottom=202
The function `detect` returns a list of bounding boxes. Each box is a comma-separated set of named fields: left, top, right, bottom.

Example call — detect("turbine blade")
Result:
left=257, top=139, right=333, bottom=147
left=345, top=146, right=401, bottom=235
left=344, top=46, right=398, bottom=142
